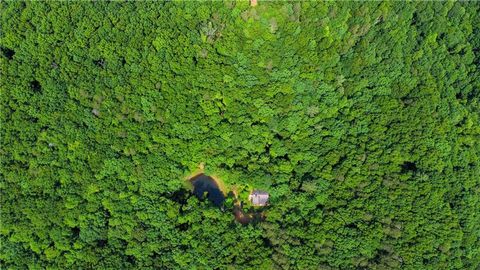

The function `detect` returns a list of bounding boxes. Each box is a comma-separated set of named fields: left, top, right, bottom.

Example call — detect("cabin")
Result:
left=248, top=190, right=269, bottom=206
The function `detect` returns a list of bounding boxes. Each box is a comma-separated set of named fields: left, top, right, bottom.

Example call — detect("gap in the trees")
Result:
left=30, top=80, right=42, bottom=93
left=401, top=161, right=417, bottom=173
left=1, top=47, right=15, bottom=60
left=183, top=163, right=269, bottom=225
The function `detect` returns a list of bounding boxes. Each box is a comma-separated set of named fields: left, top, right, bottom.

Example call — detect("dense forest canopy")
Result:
left=1, top=1, right=479, bottom=269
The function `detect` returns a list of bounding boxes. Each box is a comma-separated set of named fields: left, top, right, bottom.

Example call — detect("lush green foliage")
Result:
left=1, top=1, right=479, bottom=269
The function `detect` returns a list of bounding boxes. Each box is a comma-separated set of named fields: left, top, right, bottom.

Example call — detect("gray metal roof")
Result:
left=249, top=190, right=269, bottom=206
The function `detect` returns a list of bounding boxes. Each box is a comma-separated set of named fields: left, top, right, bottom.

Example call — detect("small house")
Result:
left=248, top=190, right=269, bottom=206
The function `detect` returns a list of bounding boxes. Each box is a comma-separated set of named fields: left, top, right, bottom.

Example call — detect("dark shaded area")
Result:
left=30, top=80, right=42, bottom=93
left=294, top=172, right=313, bottom=192
left=190, top=174, right=225, bottom=207
left=372, top=249, right=390, bottom=264
left=94, top=59, right=105, bottom=68
left=1, top=47, right=15, bottom=59
left=168, top=189, right=190, bottom=205
left=411, top=12, right=418, bottom=26
left=401, top=161, right=417, bottom=173
left=104, top=209, right=111, bottom=219
left=261, top=237, right=273, bottom=247
left=264, top=143, right=271, bottom=154
left=165, top=188, right=191, bottom=214
left=126, top=255, right=136, bottom=264
left=332, top=155, right=348, bottom=171
left=345, top=222, right=359, bottom=230
left=466, top=89, right=478, bottom=102
left=279, top=153, right=290, bottom=161
left=401, top=97, right=415, bottom=107
left=71, top=227, right=80, bottom=239
left=176, top=222, right=190, bottom=232
left=96, top=239, right=107, bottom=248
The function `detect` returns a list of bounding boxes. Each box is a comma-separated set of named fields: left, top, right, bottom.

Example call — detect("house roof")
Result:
left=249, top=190, right=269, bottom=206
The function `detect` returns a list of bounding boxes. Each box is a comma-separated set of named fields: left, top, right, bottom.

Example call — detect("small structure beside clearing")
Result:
left=185, top=163, right=269, bottom=224
left=248, top=190, right=269, bottom=206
